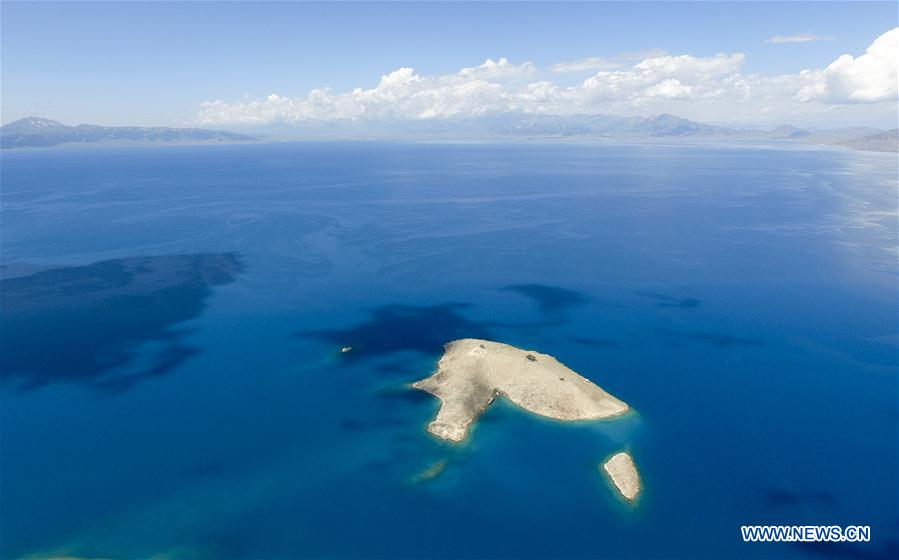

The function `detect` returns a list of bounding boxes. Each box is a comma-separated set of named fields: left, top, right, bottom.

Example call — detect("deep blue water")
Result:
left=1, top=142, right=896, bottom=559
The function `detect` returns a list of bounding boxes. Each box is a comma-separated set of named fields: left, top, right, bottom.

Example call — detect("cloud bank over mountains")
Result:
left=197, top=28, right=898, bottom=127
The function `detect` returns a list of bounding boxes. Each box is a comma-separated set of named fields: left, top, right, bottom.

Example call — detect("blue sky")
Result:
left=1, top=1, right=896, bottom=127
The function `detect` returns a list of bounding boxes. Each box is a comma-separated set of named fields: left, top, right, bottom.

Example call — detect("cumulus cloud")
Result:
left=570, top=52, right=751, bottom=107
left=765, top=33, right=835, bottom=44
left=198, top=60, right=535, bottom=124
left=458, top=57, right=537, bottom=80
left=197, top=29, right=898, bottom=126
left=645, top=79, right=693, bottom=99
left=798, top=27, right=898, bottom=104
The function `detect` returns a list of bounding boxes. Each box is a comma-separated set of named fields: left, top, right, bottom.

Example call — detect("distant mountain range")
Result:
left=478, top=112, right=739, bottom=138
left=827, top=129, right=898, bottom=153
left=412, top=113, right=896, bottom=151
left=234, top=112, right=897, bottom=152
left=2, top=114, right=896, bottom=153
left=0, top=117, right=255, bottom=149
left=237, top=112, right=740, bottom=141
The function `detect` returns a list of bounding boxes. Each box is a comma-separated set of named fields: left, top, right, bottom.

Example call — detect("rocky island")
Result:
left=602, top=452, right=641, bottom=502
left=412, top=339, right=629, bottom=442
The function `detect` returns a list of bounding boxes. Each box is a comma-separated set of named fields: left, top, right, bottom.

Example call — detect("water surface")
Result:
left=1, top=142, right=896, bottom=559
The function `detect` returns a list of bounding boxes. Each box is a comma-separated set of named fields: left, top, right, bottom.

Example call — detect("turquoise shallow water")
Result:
left=1, top=142, right=896, bottom=559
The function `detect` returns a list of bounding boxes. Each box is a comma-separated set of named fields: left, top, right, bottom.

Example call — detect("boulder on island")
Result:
left=602, top=451, right=641, bottom=501
left=411, top=339, right=629, bottom=442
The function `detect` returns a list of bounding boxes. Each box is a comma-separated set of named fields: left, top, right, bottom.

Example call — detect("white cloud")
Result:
left=576, top=53, right=745, bottom=102
left=765, top=33, right=835, bottom=44
left=798, top=27, right=898, bottom=104
left=645, top=79, right=693, bottom=99
left=550, top=49, right=669, bottom=73
left=458, top=57, right=537, bottom=80
left=197, top=29, right=898, bottom=127
left=551, top=57, right=622, bottom=73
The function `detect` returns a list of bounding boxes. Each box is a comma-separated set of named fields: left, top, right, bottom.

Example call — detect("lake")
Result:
left=1, top=141, right=896, bottom=559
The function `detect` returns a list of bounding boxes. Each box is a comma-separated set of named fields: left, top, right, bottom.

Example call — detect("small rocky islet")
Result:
left=602, top=452, right=642, bottom=502
left=410, top=338, right=642, bottom=502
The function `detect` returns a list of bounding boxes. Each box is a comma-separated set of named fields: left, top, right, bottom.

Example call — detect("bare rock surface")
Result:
left=602, top=451, right=641, bottom=501
left=412, top=338, right=628, bottom=442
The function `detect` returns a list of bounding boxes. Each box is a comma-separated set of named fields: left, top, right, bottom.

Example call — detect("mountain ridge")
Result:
left=1, top=117, right=256, bottom=149
left=219, top=111, right=894, bottom=152
left=3, top=114, right=895, bottom=153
